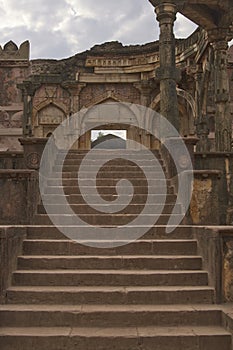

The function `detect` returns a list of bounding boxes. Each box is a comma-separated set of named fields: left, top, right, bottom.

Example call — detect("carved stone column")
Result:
left=134, top=80, right=157, bottom=148
left=62, top=82, right=86, bottom=149
left=152, top=1, right=180, bottom=133
left=208, top=29, right=232, bottom=152
left=18, top=82, right=41, bottom=137
left=190, top=64, right=210, bottom=152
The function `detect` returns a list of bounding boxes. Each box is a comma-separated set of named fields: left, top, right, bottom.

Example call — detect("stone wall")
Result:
left=0, top=226, right=26, bottom=303
left=190, top=171, right=222, bottom=225
left=0, top=170, right=39, bottom=225
left=194, top=227, right=233, bottom=303
left=195, top=153, right=233, bottom=225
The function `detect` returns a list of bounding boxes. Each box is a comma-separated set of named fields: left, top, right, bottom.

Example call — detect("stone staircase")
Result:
left=0, top=150, right=232, bottom=349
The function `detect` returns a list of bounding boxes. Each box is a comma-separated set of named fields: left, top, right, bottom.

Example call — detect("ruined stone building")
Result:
left=1, top=0, right=233, bottom=349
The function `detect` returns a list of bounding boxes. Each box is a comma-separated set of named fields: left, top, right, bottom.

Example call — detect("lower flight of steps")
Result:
left=0, top=150, right=232, bottom=349
left=0, top=226, right=231, bottom=350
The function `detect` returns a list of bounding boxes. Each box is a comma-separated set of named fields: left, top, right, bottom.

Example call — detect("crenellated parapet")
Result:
left=0, top=41, right=30, bottom=67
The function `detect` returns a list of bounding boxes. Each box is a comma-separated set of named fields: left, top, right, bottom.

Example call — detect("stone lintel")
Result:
left=77, top=73, right=141, bottom=83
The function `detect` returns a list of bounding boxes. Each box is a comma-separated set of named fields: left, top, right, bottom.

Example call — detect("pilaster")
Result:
left=208, top=28, right=232, bottom=152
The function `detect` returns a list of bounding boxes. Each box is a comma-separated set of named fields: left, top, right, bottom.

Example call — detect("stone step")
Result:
left=52, top=161, right=166, bottom=172
left=0, top=326, right=230, bottom=350
left=0, top=305, right=223, bottom=328
left=17, top=255, right=202, bottom=270
left=22, top=239, right=197, bottom=256
left=33, top=213, right=182, bottom=225
left=52, top=165, right=164, bottom=172
left=52, top=170, right=167, bottom=178
left=12, top=270, right=208, bottom=287
left=52, top=170, right=166, bottom=178
left=37, top=203, right=181, bottom=215
left=56, top=152, right=162, bottom=160
left=54, top=160, right=164, bottom=167
left=44, top=185, right=174, bottom=195
left=6, top=286, right=215, bottom=305
left=41, top=193, right=178, bottom=204
left=47, top=178, right=170, bottom=187
left=25, top=225, right=193, bottom=240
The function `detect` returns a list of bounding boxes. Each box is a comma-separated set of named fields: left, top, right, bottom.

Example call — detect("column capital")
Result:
left=154, top=2, right=177, bottom=24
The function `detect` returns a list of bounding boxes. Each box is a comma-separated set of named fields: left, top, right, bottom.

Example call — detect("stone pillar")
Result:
left=208, top=29, right=232, bottom=152
left=18, top=82, right=41, bottom=137
left=192, top=64, right=210, bottom=152
left=134, top=80, right=155, bottom=148
left=153, top=1, right=180, bottom=133
left=62, top=82, right=86, bottom=149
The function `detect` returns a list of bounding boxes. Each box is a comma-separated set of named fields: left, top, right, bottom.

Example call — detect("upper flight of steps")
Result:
left=0, top=150, right=231, bottom=350
left=35, top=149, right=183, bottom=226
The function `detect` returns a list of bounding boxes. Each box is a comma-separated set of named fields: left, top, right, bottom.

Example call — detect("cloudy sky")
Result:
left=0, top=0, right=199, bottom=59
left=0, top=0, right=232, bottom=60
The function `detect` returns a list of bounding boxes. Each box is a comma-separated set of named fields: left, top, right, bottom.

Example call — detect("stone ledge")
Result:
left=0, top=170, right=36, bottom=179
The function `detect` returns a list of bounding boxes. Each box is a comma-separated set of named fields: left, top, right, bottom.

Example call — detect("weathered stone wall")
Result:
left=0, top=170, right=39, bottom=225
left=190, top=171, right=221, bottom=225
left=194, top=227, right=233, bottom=303
left=194, top=227, right=222, bottom=302
left=0, top=226, right=26, bottom=303
left=195, top=153, right=233, bottom=225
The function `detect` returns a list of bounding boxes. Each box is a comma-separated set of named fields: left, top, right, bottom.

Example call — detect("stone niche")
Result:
left=34, top=104, right=66, bottom=137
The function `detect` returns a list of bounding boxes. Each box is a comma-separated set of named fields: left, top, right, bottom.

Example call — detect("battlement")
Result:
left=0, top=40, right=30, bottom=62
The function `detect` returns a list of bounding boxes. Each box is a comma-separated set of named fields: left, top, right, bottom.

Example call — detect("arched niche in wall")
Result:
left=33, top=103, right=66, bottom=137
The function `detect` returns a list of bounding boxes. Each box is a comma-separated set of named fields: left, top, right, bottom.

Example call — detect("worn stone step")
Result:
left=6, top=286, right=215, bottom=305
left=45, top=185, right=174, bottom=196
left=54, top=163, right=165, bottom=170
left=37, top=203, right=181, bottom=215
left=43, top=186, right=177, bottom=198
left=0, top=326, right=230, bottom=350
left=41, top=193, right=178, bottom=204
left=25, top=225, right=193, bottom=240
left=12, top=270, right=208, bottom=287
left=47, top=178, right=170, bottom=187
left=22, top=239, right=197, bottom=256
left=53, top=158, right=164, bottom=167
left=52, top=170, right=166, bottom=178
left=33, top=213, right=182, bottom=225
left=0, top=305, right=223, bottom=328
left=17, top=255, right=202, bottom=270
left=52, top=165, right=165, bottom=179
left=56, top=151, right=162, bottom=160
